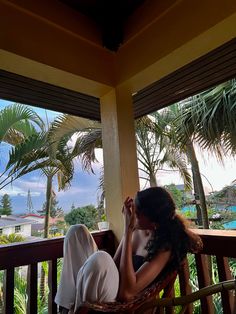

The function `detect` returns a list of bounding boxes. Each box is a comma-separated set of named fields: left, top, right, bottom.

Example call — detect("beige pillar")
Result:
left=100, top=85, right=139, bottom=240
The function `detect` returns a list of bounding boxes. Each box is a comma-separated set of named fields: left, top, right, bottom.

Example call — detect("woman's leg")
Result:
left=74, top=251, right=119, bottom=311
left=55, top=224, right=98, bottom=310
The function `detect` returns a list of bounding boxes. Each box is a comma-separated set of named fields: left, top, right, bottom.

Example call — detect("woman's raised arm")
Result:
left=117, top=197, right=171, bottom=301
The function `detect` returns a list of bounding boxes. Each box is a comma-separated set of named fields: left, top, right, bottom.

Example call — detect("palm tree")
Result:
left=6, top=131, right=74, bottom=237
left=174, top=79, right=236, bottom=227
left=6, top=130, right=74, bottom=300
left=155, top=104, right=209, bottom=228
left=0, top=103, right=44, bottom=190
left=49, top=114, right=192, bottom=201
left=49, top=114, right=101, bottom=173
left=136, top=115, right=191, bottom=189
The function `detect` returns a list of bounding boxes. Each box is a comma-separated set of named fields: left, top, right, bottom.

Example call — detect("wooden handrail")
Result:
left=192, top=229, right=236, bottom=257
left=0, top=229, right=115, bottom=270
left=0, top=229, right=235, bottom=270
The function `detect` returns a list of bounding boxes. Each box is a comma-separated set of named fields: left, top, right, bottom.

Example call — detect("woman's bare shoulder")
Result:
left=132, top=229, right=153, bottom=256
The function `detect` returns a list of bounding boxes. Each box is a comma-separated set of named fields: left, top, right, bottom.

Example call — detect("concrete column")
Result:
left=100, top=85, right=139, bottom=240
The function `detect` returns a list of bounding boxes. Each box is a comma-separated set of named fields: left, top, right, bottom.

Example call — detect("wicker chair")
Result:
left=74, top=270, right=178, bottom=314
left=135, top=278, right=236, bottom=314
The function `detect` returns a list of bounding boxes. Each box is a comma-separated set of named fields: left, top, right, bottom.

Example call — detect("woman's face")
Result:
left=134, top=196, right=156, bottom=230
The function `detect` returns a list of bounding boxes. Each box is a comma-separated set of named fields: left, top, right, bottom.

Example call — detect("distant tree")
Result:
left=53, top=219, right=68, bottom=235
left=208, top=185, right=236, bottom=206
left=40, top=194, right=63, bottom=218
left=164, top=184, right=184, bottom=209
left=0, top=194, right=12, bottom=215
left=71, top=203, right=76, bottom=211
left=65, top=205, right=98, bottom=230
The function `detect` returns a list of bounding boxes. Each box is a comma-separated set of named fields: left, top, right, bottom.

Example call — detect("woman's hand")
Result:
left=122, top=197, right=135, bottom=234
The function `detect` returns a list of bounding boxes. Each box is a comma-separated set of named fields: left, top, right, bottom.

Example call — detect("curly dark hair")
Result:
left=135, top=187, right=203, bottom=272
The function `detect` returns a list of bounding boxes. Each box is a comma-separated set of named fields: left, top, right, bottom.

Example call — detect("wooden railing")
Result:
left=0, top=230, right=115, bottom=314
left=178, top=229, right=236, bottom=314
left=0, top=229, right=235, bottom=314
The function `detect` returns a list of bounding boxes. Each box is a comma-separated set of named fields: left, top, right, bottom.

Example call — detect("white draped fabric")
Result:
left=55, top=224, right=119, bottom=312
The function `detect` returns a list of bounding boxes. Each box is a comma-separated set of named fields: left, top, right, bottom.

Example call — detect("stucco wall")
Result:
left=1, top=224, right=32, bottom=237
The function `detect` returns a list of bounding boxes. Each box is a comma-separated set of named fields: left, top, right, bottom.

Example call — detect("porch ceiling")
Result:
left=60, top=0, right=147, bottom=52
left=0, top=0, right=236, bottom=119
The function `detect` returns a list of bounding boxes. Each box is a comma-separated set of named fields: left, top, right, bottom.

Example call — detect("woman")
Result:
left=55, top=187, right=202, bottom=313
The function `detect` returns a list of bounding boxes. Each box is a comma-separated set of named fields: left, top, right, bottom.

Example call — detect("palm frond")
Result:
left=72, top=128, right=102, bottom=172
left=161, top=150, right=192, bottom=190
left=175, top=79, right=236, bottom=155
left=49, top=114, right=100, bottom=153
left=0, top=103, right=44, bottom=143
left=6, top=132, right=48, bottom=171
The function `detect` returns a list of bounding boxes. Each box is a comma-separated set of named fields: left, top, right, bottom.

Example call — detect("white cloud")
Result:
left=0, top=174, right=46, bottom=197
left=57, top=186, right=89, bottom=197
left=95, top=149, right=103, bottom=163
left=0, top=186, right=40, bottom=197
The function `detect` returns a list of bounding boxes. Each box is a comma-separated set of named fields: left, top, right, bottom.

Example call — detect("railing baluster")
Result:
left=216, top=256, right=234, bottom=313
left=178, top=257, right=193, bottom=314
left=48, top=259, right=58, bottom=314
left=164, top=280, right=175, bottom=314
left=3, top=268, right=14, bottom=314
left=195, top=254, right=214, bottom=313
left=27, top=263, right=38, bottom=314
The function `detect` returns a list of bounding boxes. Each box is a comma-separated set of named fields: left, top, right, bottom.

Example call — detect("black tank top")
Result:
left=132, top=254, right=145, bottom=271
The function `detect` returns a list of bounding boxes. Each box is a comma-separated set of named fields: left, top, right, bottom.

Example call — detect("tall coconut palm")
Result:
left=153, top=104, right=209, bottom=228
left=6, top=130, right=74, bottom=300
left=6, top=131, right=74, bottom=237
left=174, top=79, right=236, bottom=227
left=136, top=115, right=192, bottom=189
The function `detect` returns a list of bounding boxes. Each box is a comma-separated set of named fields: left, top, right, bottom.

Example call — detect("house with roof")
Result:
left=21, top=213, right=45, bottom=234
left=21, top=213, right=65, bottom=235
left=21, top=213, right=45, bottom=223
left=0, top=215, right=34, bottom=237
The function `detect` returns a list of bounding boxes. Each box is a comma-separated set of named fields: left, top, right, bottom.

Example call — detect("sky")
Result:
left=0, top=99, right=235, bottom=215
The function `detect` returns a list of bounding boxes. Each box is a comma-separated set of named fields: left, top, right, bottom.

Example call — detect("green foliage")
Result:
left=101, top=213, right=107, bottom=221
left=0, top=267, right=49, bottom=314
left=179, top=208, right=196, bottom=219
left=0, top=233, right=25, bottom=244
left=208, top=185, right=236, bottom=206
left=13, top=271, right=27, bottom=314
left=208, top=208, right=236, bottom=229
left=180, top=205, right=236, bottom=230
left=0, top=103, right=44, bottom=144
left=164, top=184, right=184, bottom=209
left=53, top=219, right=68, bottom=235
left=186, top=254, right=236, bottom=313
left=0, top=193, right=12, bottom=215
left=41, top=194, right=63, bottom=218
left=175, top=79, right=236, bottom=155
left=65, top=205, right=98, bottom=230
